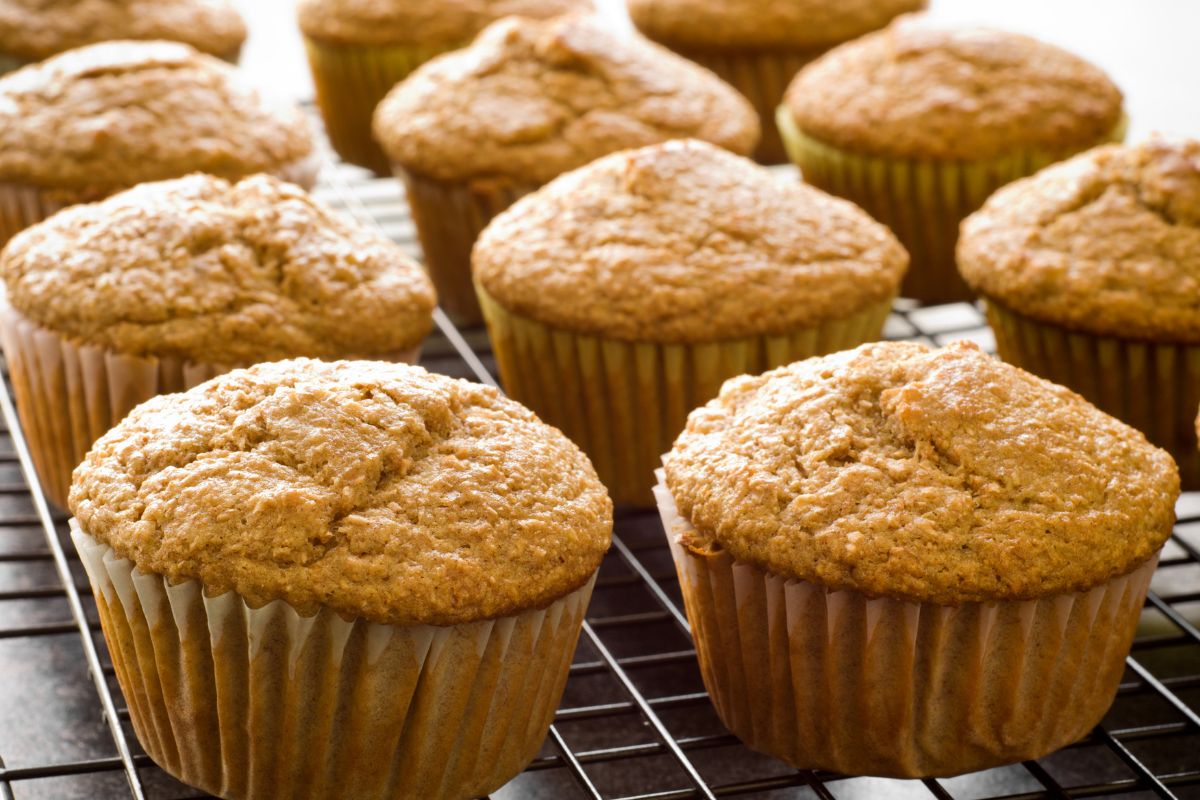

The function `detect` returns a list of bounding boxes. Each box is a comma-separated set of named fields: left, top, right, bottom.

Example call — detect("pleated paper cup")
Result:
left=986, top=299, right=1200, bottom=490
left=653, top=471, right=1158, bottom=778
left=777, top=107, right=1128, bottom=303
left=0, top=304, right=420, bottom=509
left=72, top=523, right=594, bottom=800
left=478, top=284, right=892, bottom=506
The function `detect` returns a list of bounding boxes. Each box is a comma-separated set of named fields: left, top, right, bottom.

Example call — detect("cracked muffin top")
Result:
left=298, top=0, right=592, bottom=48
left=1, top=173, right=436, bottom=362
left=783, top=17, right=1124, bottom=161
left=70, top=358, right=613, bottom=626
left=664, top=340, right=1178, bottom=605
left=0, top=0, right=246, bottom=62
left=959, top=138, right=1200, bottom=343
left=0, top=40, right=315, bottom=195
left=373, top=14, right=759, bottom=184
left=474, top=139, right=907, bottom=342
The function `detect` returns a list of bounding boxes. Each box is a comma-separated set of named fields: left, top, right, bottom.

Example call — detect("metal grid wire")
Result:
left=0, top=164, right=1196, bottom=800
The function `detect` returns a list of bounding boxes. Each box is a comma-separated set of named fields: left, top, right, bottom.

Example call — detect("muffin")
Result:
left=374, top=14, right=759, bottom=325
left=298, top=0, right=593, bottom=175
left=658, top=340, right=1177, bottom=777
left=474, top=139, right=906, bottom=505
left=0, top=40, right=319, bottom=246
left=960, top=137, right=1200, bottom=488
left=0, top=173, right=435, bottom=508
left=70, top=358, right=612, bottom=799
left=0, top=0, right=246, bottom=72
left=779, top=17, right=1126, bottom=303
left=627, top=0, right=925, bottom=164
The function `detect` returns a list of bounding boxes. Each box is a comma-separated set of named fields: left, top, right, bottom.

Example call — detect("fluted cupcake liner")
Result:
left=653, top=471, right=1157, bottom=778
left=0, top=304, right=420, bottom=509
left=72, top=524, right=595, bottom=800
left=776, top=108, right=1128, bottom=304
left=986, top=299, right=1200, bottom=489
left=478, top=284, right=892, bottom=506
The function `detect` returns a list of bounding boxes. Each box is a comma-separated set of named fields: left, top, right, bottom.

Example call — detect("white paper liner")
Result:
left=653, top=470, right=1159, bottom=778
left=72, top=523, right=595, bottom=799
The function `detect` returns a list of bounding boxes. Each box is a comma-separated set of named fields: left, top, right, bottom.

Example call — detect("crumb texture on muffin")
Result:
left=0, top=0, right=246, bottom=61
left=474, top=139, right=907, bottom=342
left=70, top=359, right=613, bottom=626
left=627, top=0, right=925, bottom=51
left=373, top=14, right=759, bottom=183
left=959, top=138, right=1200, bottom=342
left=664, top=340, right=1179, bottom=605
left=783, top=17, right=1123, bottom=160
left=1, top=173, right=436, bottom=362
left=0, top=40, right=314, bottom=192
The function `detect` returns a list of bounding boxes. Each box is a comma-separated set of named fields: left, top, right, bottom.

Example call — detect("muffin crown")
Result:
left=0, top=40, right=314, bottom=193
left=372, top=14, right=759, bottom=184
left=664, top=341, right=1178, bottom=605
left=960, top=138, right=1200, bottom=342
left=1, top=173, right=436, bottom=362
left=70, top=359, right=614, bottom=626
left=783, top=17, right=1123, bottom=161
left=474, top=139, right=907, bottom=342
left=0, top=0, right=245, bottom=61
left=627, top=0, right=925, bottom=52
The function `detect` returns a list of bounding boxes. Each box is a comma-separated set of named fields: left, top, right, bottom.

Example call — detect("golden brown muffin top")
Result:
left=665, top=341, right=1178, bottom=605
left=0, top=40, right=315, bottom=194
left=960, top=138, right=1200, bottom=343
left=627, top=0, right=925, bottom=52
left=70, top=359, right=614, bottom=626
left=0, top=0, right=245, bottom=61
left=783, top=18, right=1123, bottom=161
left=1, top=174, right=436, bottom=362
left=298, top=0, right=593, bottom=47
left=474, top=139, right=907, bottom=342
left=373, top=14, right=759, bottom=184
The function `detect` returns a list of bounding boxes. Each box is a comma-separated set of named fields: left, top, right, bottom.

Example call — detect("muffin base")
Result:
left=72, top=524, right=594, bottom=800
left=986, top=299, right=1200, bottom=489
left=653, top=472, right=1158, bottom=778
left=478, top=285, right=892, bottom=506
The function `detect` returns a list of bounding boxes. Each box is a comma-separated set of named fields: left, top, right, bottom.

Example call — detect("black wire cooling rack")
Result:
left=0, top=163, right=1197, bottom=800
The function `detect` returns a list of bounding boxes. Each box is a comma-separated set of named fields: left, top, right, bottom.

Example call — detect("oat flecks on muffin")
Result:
left=0, top=40, right=314, bottom=194
left=784, top=17, right=1123, bottom=161
left=372, top=14, right=760, bottom=184
left=70, top=359, right=614, bottom=626
left=474, top=139, right=907, bottom=342
left=665, top=340, right=1178, bottom=605
left=298, top=0, right=593, bottom=47
left=0, top=0, right=246, bottom=62
left=959, top=138, right=1200, bottom=343
left=1, top=173, right=436, bottom=362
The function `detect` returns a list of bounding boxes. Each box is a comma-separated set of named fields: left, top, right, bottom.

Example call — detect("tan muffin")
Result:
left=0, top=0, right=246, bottom=62
left=373, top=14, right=760, bottom=185
left=70, top=358, right=613, bottom=627
left=475, top=139, right=907, bottom=342
left=2, top=173, right=435, bottom=362
left=783, top=18, right=1123, bottom=161
left=959, top=138, right=1200, bottom=342
left=665, top=340, right=1178, bottom=605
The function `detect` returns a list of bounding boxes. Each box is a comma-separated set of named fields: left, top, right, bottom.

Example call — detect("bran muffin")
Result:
left=70, top=358, right=612, bottom=799
left=0, top=40, right=318, bottom=245
left=298, top=0, right=593, bottom=174
left=374, top=14, right=759, bottom=324
left=959, top=137, right=1200, bottom=487
left=0, top=173, right=435, bottom=507
left=780, top=16, right=1125, bottom=302
left=658, top=340, right=1177, bottom=776
left=474, top=139, right=906, bottom=505
left=627, top=0, right=925, bottom=164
